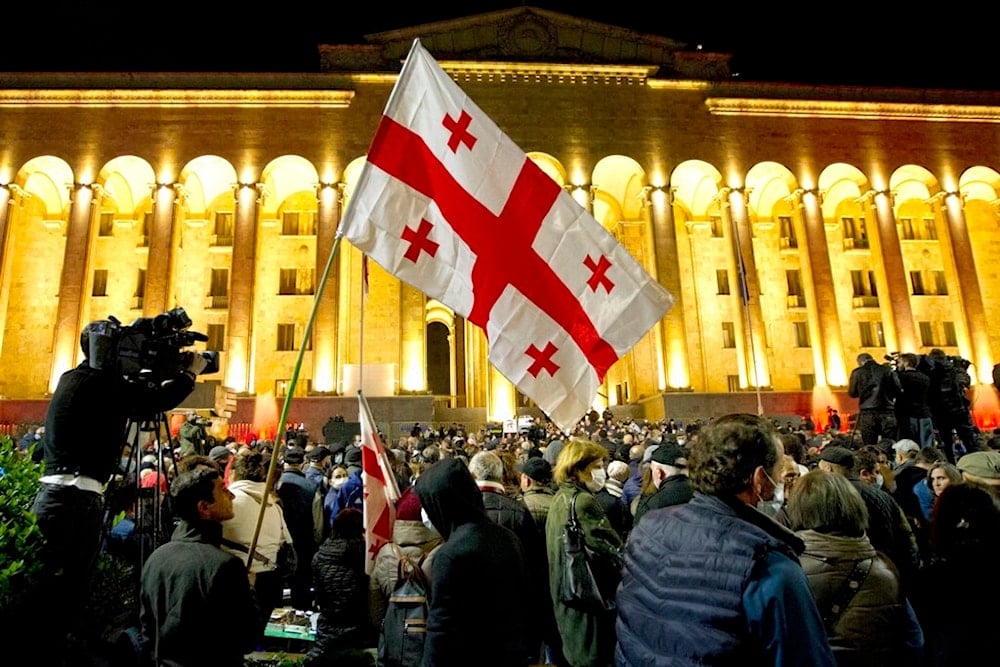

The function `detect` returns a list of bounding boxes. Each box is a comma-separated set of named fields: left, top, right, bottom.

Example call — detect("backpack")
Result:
left=378, top=543, right=432, bottom=667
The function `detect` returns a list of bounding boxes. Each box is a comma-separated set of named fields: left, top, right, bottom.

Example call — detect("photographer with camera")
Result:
left=925, top=348, right=980, bottom=463
left=29, top=315, right=209, bottom=664
left=883, top=352, right=936, bottom=449
left=848, top=353, right=897, bottom=446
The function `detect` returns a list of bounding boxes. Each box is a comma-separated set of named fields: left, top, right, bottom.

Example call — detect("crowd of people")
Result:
left=17, top=320, right=1000, bottom=666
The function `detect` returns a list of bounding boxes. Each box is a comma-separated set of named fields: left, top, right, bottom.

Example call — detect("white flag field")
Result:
left=337, top=39, right=674, bottom=434
left=358, top=392, right=399, bottom=574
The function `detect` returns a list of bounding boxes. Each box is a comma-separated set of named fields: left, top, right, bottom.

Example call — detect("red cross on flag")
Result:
left=359, top=392, right=399, bottom=575
left=338, top=39, right=674, bottom=434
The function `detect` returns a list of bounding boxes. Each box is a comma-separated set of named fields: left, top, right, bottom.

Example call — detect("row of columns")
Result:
left=644, top=183, right=993, bottom=394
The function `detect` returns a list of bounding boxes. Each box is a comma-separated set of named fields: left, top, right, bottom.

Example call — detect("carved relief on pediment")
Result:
left=497, top=12, right=558, bottom=58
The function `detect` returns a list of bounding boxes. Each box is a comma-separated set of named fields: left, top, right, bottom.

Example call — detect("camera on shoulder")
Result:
left=88, top=307, right=220, bottom=384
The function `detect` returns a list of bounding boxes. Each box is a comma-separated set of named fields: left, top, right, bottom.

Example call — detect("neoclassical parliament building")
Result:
left=3, top=7, right=1000, bottom=436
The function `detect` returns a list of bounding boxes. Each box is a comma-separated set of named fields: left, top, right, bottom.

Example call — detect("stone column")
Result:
left=143, top=183, right=178, bottom=316
left=0, top=184, right=16, bottom=355
left=646, top=185, right=689, bottom=390
left=797, top=188, right=847, bottom=387
left=868, top=189, right=917, bottom=352
left=223, top=182, right=260, bottom=394
left=49, top=182, right=97, bottom=391
left=311, top=182, right=341, bottom=393
left=940, top=191, right=991, bottom=378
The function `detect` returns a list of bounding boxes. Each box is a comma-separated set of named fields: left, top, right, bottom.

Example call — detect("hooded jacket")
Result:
left=415, top=458, right=531, bottom=666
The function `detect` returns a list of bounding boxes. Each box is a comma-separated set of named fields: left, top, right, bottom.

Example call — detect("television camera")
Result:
left=87, top=306, right=219, bottom=385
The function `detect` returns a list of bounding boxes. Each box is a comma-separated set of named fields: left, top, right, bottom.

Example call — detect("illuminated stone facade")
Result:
left=3, top=7, right=1000, bottom=432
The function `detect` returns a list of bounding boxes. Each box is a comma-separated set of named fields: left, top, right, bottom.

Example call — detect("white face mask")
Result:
left=875, top=473, right=884, bottom=489
left=586, top=468, right=607, bottom=493
left=331, top=476, right=348, bottom=489
left=420, top=507, right=437, bottom=533
left=773, top=483, right=785, bottom=505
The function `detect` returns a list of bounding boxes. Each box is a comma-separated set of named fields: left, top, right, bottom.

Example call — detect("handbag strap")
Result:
left=569, top=490, right=583, bottom=526
left=220, top=537, right=271, bottom=566
left=823, top=557, right=873, bottom=630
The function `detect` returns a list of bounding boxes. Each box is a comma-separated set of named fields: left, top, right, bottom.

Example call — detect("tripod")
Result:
left=102, top=411, right=177, bottom=572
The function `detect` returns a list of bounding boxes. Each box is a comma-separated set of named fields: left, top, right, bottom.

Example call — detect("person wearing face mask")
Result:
left=633, top=439, right=693, bottom=524
left=367, top=485, right=441, bottom=631
left=546, top=438, right=623, bottom=667
left=616, top=413, right=837, bottom=666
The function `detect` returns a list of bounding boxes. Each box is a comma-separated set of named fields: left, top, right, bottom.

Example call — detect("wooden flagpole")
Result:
left=245, top=231, right=345, bottom=570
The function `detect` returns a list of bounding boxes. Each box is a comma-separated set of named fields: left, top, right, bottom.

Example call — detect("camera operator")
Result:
left=882, top=352, right=936, bottom=449
left=28, top=319, right=207, bottom=663
left=848, top=353, right=897, bottom=446
left=925, top=348, right=980, bottom=463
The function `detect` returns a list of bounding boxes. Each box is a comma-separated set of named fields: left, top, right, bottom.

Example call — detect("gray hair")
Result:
left=468, top=450, right=503, bottom=483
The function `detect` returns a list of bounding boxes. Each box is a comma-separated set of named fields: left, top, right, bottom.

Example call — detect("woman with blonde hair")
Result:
left=546, top=438, right=622, bottom=667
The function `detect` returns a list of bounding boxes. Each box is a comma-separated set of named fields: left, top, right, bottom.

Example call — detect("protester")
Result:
left=955, top=449, right=1000, bottom=490
left=139, top=465, right=260, bottom=666
left=547, top=437, right=622, bottom=667
left=469, top=450, right=549, bottom=663
left=787, top=469, right=924, bottom=666
left=594, top=459, right=632, bottom=542
left=616, top=413, right=836, bottom=665
left=817, top=445, right=921, bottom=588
left=306, top=508, right=375, bottom=667
left=415, top=457, right=532, bottom=665
left=632, top=439, right=693, bottom=523
left=277, top=445, right=319, bottom=611
left=222, top=450, right=294, bottom=632
left=368, top=486, right=441, bottom=629
left=911, top=482, right=1000, bottom=664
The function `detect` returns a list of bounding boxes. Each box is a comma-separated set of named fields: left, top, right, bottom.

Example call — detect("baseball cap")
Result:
left=283, top=446, right=305, bottom=465
left=307, top=445, right=331, bottom=462
left=516, top=457, right=553, bottom=484
left=957, top=451, right=1000, bottom=480
left=650, top=442, right=687, bottom=468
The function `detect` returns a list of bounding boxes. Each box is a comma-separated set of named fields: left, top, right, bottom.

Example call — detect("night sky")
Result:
left=2, top=3, right=998, bottom=91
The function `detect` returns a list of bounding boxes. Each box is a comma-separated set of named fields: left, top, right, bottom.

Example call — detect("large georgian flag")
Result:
left=358, top=392, right=399, bottom=574
left=338, top=39, right=674, bottom=434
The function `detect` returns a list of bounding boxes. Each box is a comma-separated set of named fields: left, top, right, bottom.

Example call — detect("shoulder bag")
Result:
left=558, top=491, right=616, bottom=613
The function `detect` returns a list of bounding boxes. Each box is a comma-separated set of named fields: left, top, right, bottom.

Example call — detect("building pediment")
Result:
left=318, top=6, right=732, bottom=81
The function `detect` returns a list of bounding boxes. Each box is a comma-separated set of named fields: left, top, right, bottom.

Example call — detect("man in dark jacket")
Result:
left=616, top=413, right=836, bottom=666
left=30, top=319, right=205, bottom=663
left=277, top=446, right=319, bottom=610
left=884, top=352, right=936, bottom=448
left=633, top=440, right=694, bottom=523
left=140, top=465, right=260, bottom=666
left=415, top=457, right=531, bottom=666
left=469, top=451, right=551, bottom=664
left=848, top=352, right=897, bottom=446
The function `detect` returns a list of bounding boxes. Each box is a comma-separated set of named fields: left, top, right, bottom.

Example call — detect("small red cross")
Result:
left=401, top=219, right=440, bottom=262
left=365, top=115, right=620, bottom=381
left=583, top=254, right=614, bottom=293
left=526, top=342, right=560, bottom=377
left=442, top=110, right=477, bottom=153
